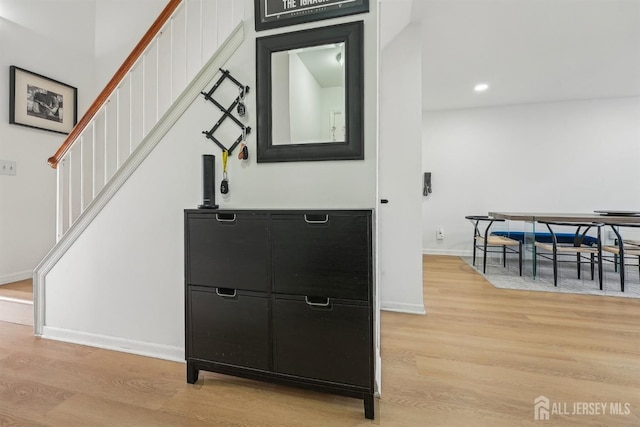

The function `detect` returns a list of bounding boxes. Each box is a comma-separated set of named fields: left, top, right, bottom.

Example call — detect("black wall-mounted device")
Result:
left=423, top=172, right=432, bottom=196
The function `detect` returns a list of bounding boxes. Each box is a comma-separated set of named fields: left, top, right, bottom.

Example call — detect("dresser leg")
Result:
left=364, top=394, right=375, bottom=419
left=187, top=361, right=199, bottom=384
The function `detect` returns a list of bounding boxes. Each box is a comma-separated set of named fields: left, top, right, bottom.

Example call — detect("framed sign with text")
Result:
left=254, top=0, right=369, bottom=31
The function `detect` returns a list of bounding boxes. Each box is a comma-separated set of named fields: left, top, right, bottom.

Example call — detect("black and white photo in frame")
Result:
left=9, top=66, right=78, bottom=134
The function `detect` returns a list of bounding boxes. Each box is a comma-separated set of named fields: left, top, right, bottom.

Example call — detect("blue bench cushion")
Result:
left=491, top=231, right=598, bottom=247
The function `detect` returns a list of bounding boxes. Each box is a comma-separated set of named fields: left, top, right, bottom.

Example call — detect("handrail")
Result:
left=47, top=0, right=182, bottom=169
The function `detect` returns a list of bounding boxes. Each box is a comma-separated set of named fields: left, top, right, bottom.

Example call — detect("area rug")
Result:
left=462, top=256, right=640, bottom=299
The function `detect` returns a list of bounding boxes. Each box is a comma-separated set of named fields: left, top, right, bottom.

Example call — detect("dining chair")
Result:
left=534, top=221, right=603, bottom=287
left=465, top=216, right=522, bottom=275
left=601, top=223, right=640, bottom=292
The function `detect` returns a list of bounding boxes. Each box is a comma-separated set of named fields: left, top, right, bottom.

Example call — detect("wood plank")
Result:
left=0, top=255, right=638, bottom=426
left=0, top=352, right=179, bottom=411
left=42, top=393, right=214, bottom=427
left=0, top=375, right=73, bottom=419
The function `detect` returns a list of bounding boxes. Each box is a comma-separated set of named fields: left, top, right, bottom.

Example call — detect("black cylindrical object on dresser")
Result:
left=198, top=154, right=218, bottom=209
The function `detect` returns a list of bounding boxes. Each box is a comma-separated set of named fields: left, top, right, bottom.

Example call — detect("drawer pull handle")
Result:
left=216, top=214, right=236, bottom=222
left=304, top=214, right=329, bottom=224
left=216, top=288, right=237, bottom=298
left=305, top=296, right=330, bottom=307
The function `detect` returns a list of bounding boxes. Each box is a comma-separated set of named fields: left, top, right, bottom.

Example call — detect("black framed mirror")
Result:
left=256, top=21, right=364, bottom=163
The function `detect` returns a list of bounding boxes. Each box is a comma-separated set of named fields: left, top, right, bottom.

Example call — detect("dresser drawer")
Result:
left=188, top=288, right=270, bottom=370
left=271, top=213, right=371, bottom=301
left=273, top=296, right=372, bottom=388
left=185, top=212, right=269, bottom=292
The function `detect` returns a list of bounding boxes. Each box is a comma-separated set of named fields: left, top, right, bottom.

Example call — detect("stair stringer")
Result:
left=33, top=21, right=245, bottom=338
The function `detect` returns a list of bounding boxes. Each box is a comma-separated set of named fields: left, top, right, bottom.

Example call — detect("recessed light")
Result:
left=474, top=83, right=489, bottom=92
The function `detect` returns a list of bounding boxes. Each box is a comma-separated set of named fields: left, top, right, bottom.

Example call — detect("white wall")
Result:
left=422, top=97, right=640, bottom=255
left=208, top=4, right=378, bottom=210
left=0, top=0, right=167, bottom=285
left=45, top=102, right=209, bottom=358
left=0, top=1, right=96, bottom=284
left=289, top=52, right=322, bottom=143
left=94, top=0, right=167, bottom=92
left=379, top=23, right=424, bottom=313
left=271, top=51, right=291, bottom=143
left=379, top=0, right=413, bottom=50
left=319, top=86, right=344, bottom=141
left=44, top=0, right=378, bottom=359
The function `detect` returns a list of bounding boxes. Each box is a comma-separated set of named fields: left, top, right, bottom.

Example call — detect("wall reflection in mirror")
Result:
left=256, top=21, right=363, bottom=163
left=272, top=43, right=346, bottom=145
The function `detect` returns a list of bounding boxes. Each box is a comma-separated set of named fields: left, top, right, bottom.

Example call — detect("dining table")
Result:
left=488, top=211, right=640, bottom=225
left=486, top=211, right=640, bottom=279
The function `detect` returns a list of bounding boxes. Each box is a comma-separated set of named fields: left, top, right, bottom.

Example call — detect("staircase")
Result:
left=34, top=0, right=245, bottom=336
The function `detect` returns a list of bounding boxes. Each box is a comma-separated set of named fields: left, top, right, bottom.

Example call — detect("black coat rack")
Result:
left=201, top=68, right=251, bottom=156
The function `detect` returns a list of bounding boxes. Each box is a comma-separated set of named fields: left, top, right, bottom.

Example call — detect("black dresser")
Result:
left=184, top=209, right=375, bottom=419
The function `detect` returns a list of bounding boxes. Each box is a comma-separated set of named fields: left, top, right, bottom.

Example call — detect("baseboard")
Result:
left=0, top=270, right=32, bottom=285
left=380, top=302, right=426, bottom=315
left=42, top=326, right=184, bottom=363
left=0, top=298, right=33, bottom=326
left=423, top=249, right=471, bottom=257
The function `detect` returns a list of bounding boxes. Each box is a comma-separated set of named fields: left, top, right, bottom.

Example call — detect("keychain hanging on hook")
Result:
left=220, top=150, right=229, bottom=194
left=237, top=86, right=247, bottom=117
left=237, top=127, right=249, bottom=160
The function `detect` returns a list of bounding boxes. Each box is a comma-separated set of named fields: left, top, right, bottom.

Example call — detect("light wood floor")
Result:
left=0, top=255, right=639, bottom=426
left=0, top=279, right=32, bottom=302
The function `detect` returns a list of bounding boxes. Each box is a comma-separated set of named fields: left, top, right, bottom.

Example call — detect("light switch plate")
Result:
left=0, top=160, right=17, bottom=176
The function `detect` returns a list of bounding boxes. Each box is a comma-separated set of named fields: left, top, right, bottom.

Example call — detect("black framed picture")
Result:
left=254, top=0, right=369, bottom=31
left=9, top=66, right=78, bottom=134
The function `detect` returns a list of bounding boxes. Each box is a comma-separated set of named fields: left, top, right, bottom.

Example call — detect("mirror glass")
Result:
left=271, top=43, right=346, bottom=145
left=256, top=21, right=363, bottom=163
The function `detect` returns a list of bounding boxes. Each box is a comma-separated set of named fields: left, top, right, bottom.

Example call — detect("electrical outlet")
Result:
left=436, top=226, right=444, bottom=240
left=0, top=160, right=16, bottom=176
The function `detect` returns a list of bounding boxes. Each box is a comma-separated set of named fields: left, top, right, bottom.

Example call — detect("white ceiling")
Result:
left=400, top=0, right=640, bottom=111
left=296, top=44, right=345, bottom=88
left=5, top=0, right=638, bottom=112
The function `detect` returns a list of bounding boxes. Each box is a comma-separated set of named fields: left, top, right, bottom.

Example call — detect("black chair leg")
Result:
left=597, top=254, right=603, bottom=291
left=590, top=253, right=595, bottom=280
left=472, top=241, right=477, bottom=267
left=482, top=240, right=488, bottom=274
left=619, top=255, right=625, bottom=292
left=518, top=242, right=523, bottom=276
left=502, top=246, right=507, bottom=268
left=553, top=250, right=558, bottom=286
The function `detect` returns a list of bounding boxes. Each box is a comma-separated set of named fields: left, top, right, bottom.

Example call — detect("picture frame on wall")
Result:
left=254, top=0, right=369, bottom=31
left=9, top=66, right=78, bottom=135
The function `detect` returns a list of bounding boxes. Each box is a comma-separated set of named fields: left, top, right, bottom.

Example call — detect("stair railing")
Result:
left=47, top=0, right=244, bottom=241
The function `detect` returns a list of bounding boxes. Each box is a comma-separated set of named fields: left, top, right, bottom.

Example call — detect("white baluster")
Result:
left=69, top=144, right=81, bottom=226
left=54, top=0, right=244, bottom=239
left=142, top=55, right=146, bottom=138
left=129, top=71, right=133, bottom=154
left=57, top=157, right=69, bottom=240
left=115, top=88, right=121, bottom=169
